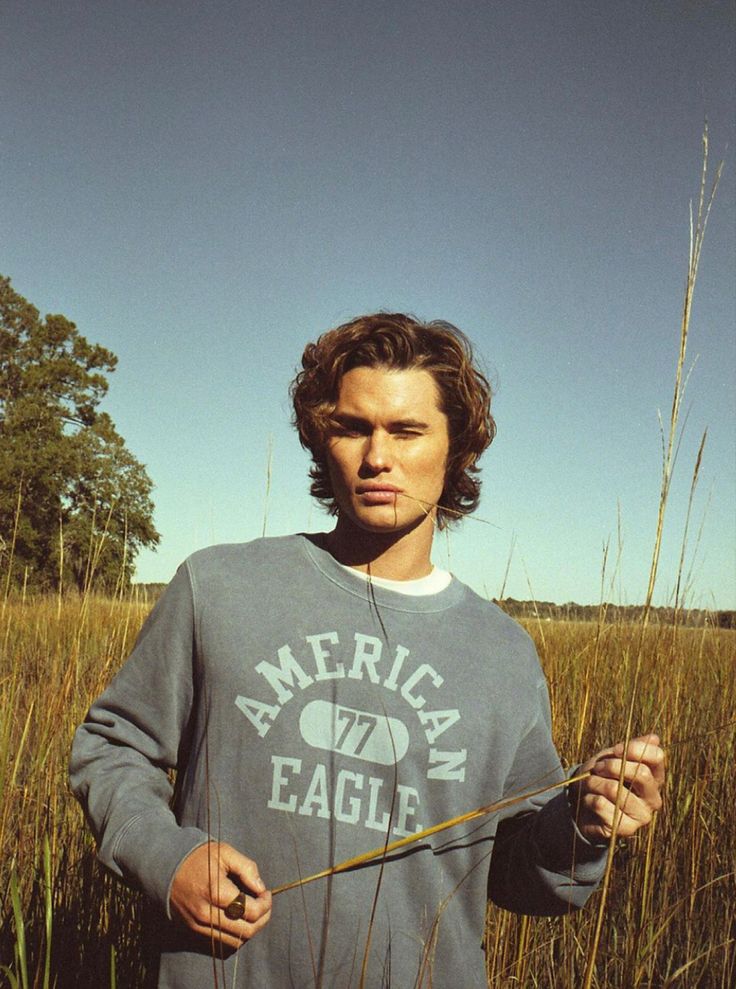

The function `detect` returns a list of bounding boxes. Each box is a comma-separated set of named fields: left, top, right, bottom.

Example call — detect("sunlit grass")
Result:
left=1, top=596, right=733, bottom=987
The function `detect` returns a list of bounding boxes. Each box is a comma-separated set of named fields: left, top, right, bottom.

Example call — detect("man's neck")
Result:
left=324, top=516, right=435, bottom=581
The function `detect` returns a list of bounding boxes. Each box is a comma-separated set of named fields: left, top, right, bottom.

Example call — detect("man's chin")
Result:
left=346, top=509, right=427, bottom=538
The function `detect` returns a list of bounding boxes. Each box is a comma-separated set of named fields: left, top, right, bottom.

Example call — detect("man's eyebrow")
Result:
left=388, top=418, right=429, bottom=430
left=330, top=412, right=429, bottom=429
left=330, top=413, right=369, bottom=427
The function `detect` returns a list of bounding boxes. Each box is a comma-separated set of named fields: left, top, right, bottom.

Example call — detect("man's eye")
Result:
left=396, top=429, right=421, bottom=438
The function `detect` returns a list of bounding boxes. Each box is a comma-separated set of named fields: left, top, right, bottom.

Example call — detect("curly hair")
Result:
left=290, top=312, right=496, bottom=529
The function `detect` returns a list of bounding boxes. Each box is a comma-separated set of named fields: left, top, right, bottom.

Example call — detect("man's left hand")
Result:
left=569, top=733, right=665, bottom=844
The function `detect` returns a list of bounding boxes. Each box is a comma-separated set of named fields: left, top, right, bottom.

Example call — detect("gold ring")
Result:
left=224, top=893, right=247, bottom=920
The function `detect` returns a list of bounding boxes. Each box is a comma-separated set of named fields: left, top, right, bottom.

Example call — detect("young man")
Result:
left=70, top=313, right=665, bottom=988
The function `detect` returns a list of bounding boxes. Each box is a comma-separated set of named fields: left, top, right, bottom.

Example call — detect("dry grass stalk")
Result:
left=269, top=771, right=591, bottom=897
left=581, top=123, right=724, bottom=989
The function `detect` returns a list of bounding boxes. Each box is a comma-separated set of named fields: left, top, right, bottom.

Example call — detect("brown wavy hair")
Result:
left=290, top=312, right=496, bottom=528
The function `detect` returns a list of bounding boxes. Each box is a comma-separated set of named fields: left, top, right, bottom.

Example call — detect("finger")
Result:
left=634, top=736, right=666, bottom=785
left=578, top=793, right=644, bottom=839
left=222, top=889, right=272, bottom=923
left=182, top=843, right=271, bottom=935
left=210, top=845, right=268, bottom=923
left=188, top=894, right=273, bottom=948
left=187, top=920, right=256, bottom=951
left=611, top=733, right=660, bottom=756
left=583, top=775, right=655, bottom=824
left=590, top=758, right=663, bottom=809
left=228, top=894, right=272, bottom=931
left=612, top=735, right=664, bottom=772
left=215, top=894, right=273, bottom=940
left=580, top=744, right=617, bottom=772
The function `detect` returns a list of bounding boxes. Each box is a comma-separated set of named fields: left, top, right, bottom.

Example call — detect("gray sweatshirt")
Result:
left=70, top=535, right=606, bottom=988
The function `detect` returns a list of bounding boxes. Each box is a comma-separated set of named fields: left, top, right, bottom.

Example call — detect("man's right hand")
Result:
left=169, top=841, right=272, bottom=949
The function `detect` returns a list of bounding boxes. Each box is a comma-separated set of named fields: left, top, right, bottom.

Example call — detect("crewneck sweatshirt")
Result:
left=70, top=535, right=606, bottom=988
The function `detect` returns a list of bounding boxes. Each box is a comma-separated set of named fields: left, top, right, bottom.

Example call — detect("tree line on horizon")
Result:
left=133, top=581, right=735, bottom=629
left=496, top=597, right=735, bottom=629
left=0, top=275, right=159, bottom=591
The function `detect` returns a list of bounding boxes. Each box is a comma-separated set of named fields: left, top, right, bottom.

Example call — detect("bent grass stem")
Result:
left=252, top=770, right=592, bottom=900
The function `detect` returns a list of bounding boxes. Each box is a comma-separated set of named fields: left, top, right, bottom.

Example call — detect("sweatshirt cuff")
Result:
left=112, top=811, right=210, bottom=917
left=532, top=791, right=608, bottom=879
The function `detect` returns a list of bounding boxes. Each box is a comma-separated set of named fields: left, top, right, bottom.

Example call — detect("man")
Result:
left=70, top=313, right=665, bottom=988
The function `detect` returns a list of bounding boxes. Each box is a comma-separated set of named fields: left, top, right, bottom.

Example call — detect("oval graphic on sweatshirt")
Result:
left=299, top=700, right=409, bottom=765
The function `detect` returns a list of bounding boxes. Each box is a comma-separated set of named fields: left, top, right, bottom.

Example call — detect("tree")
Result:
left=0, top=275, right=159, bottom=591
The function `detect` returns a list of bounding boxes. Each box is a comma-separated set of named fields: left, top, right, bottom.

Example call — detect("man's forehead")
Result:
left=333, top=366, right=444, bottom=416
left=338, top=366, right=439, bottom=404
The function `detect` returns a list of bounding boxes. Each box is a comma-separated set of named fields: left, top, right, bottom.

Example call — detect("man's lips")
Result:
left=356, top=484, right=403, bottom=504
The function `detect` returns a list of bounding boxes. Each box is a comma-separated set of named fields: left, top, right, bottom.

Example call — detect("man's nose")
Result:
left=362, top=431, right=392, bottom=472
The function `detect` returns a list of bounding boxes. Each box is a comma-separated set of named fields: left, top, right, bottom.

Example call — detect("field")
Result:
left=1, top=591, right=733, bottom=988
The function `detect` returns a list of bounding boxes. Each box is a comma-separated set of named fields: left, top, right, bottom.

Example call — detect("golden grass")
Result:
left=488, top=617, right=736, bottom=989
left=1, top=596, right=734, bottom=987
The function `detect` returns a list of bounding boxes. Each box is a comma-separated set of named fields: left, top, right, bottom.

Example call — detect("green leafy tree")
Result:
left=0, top=275, right=159, bottom=590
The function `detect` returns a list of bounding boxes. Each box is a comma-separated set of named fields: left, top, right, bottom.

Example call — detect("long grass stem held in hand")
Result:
left=224, top=770, right=592, bottom=907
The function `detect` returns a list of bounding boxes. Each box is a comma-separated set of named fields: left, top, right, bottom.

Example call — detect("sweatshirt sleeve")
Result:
left=69, top=561, right=210, bottom=916
left=487, top=682, right=608, bottom=915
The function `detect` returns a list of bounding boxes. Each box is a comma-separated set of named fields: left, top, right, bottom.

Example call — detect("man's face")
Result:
left=325, top=365, right=450, bottom=536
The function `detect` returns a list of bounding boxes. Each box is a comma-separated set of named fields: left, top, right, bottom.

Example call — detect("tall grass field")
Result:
left=1, top=591, right=734, bottom=987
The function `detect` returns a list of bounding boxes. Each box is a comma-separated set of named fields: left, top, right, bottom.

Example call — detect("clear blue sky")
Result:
left=2, top=1, right=734, bottom=607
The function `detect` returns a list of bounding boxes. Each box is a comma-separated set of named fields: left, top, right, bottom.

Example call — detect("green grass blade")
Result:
left=9, top=870, right=29, bottom=989
left=0, top=965, right=19, bottom=989
left=43, top=834, right=52, bottom=989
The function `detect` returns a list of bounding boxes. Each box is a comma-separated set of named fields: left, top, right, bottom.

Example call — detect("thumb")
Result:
left=219, top=844, right=266, bottom=895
